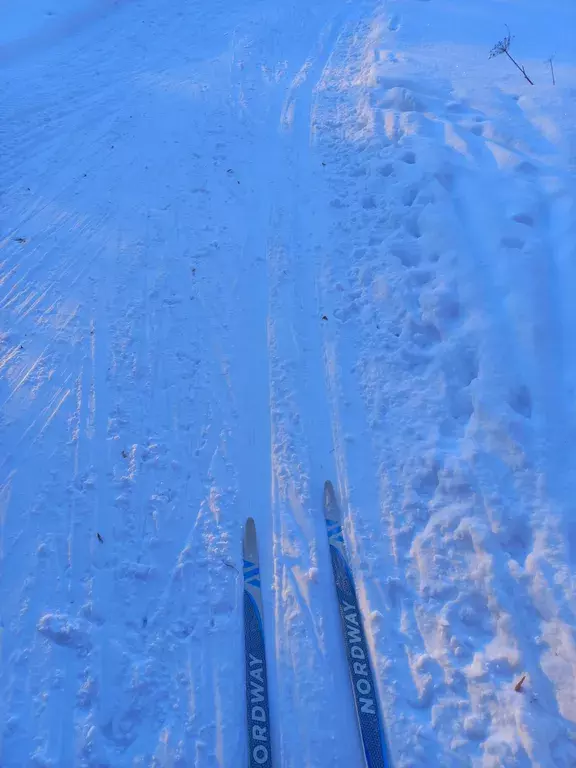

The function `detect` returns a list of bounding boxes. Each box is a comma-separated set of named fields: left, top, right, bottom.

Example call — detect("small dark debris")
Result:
left=322, top=315, right=328, bottom=321
left=514, top=675, right=527, bottom=692
left=97, top=533, right=104, bottom=543
left=227, top=169, right=234, bottom=174
left=142, top=617, right=148, bottom=628
left=322, top=162, right=326, bottom=167
left=14, top=237, right=27, bottom=244
left=19, top=345, right=24, bottom=350
left=122, top=450, right=128, bottom=459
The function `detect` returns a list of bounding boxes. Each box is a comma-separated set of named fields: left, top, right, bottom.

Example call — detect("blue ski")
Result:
left=243, top=517, right=273, bottom=768
left=324, top=481, right=391, bottom=767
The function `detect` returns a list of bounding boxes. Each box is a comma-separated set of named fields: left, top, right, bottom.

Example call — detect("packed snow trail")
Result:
left=1, top=0, right=576, bottom=766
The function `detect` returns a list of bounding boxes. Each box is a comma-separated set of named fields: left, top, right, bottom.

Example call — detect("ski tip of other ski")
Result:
left=323, top=480, right=340, bottom=519
left=244, top=517, right=256, bottom=541
left=243, top=517, right=258, bottom=558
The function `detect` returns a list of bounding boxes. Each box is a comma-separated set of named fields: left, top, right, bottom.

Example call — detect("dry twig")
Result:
left=547, top=56, right=556, bottom=86
left=490, top=26, right=534, bottom=85
left=514, top=675, right=527, bottom=693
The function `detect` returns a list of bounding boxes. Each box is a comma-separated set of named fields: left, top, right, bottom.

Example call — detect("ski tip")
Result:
left=244, top=516, right=256, bottom=539
left=243, top=517, right=257, bottom=559
left=323, top=480, right=339, bottom=519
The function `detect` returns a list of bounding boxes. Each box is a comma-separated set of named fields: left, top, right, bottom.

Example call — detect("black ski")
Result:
left=324, top=481, right=391, bottom=767
left=243, top=517, right=273, bottom=768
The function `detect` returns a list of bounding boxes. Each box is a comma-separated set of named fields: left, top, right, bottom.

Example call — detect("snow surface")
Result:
left=1, top=0, right=576, bottom=765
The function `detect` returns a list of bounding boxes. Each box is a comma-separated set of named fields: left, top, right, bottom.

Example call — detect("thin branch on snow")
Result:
left=547, top=56, right=556, bottom=86
left=490, top=25, right=534, bottom=85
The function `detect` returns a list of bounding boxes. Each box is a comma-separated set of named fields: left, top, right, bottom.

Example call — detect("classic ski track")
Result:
left=262, top=5, right=386, bottom=766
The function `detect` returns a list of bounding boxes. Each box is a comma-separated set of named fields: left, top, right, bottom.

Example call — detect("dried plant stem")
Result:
left=504, top=50, right=534, bottom=85
left=490, top=26, right=534, bottom=86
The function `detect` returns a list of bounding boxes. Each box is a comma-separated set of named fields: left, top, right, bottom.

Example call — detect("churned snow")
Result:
left=1, top=0, right=575, bottom=765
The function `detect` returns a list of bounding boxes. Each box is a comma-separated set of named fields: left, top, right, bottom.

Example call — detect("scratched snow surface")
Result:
left=1, top=0, right=575, bottom=765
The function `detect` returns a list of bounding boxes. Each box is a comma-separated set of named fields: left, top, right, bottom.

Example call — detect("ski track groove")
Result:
left=266, top=5, right=377, bottom=766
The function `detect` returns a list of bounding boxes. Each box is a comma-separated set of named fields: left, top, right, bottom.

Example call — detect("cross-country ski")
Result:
left=243, top=518, right=273, bottom=768
left=324, top=481, right=391, bottom=767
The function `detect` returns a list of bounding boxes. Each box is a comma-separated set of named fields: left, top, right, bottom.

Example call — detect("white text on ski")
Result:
left=249, top=654, right=270, bottom=764
left=343, top=601, right=375, bottom=715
